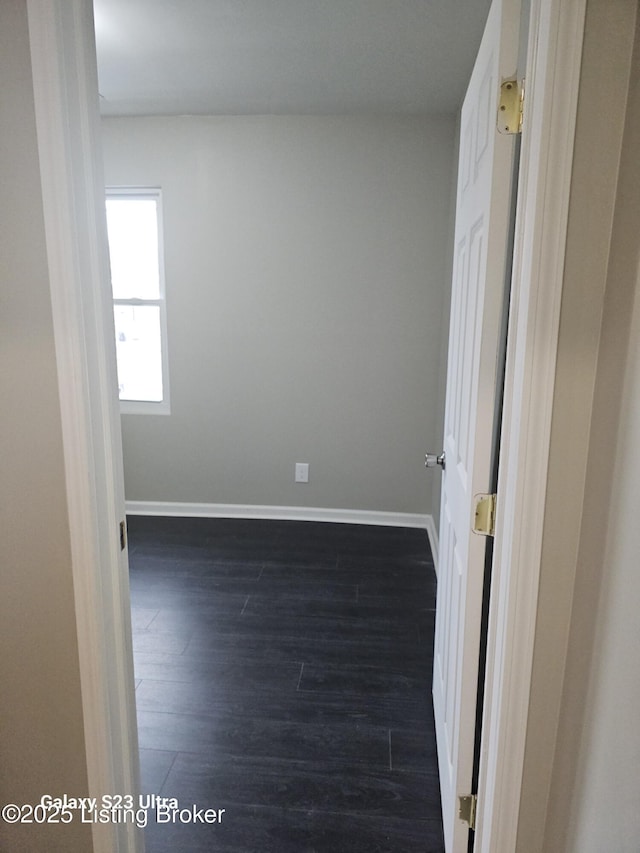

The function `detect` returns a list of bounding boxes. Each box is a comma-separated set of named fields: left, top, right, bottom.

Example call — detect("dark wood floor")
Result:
left=128, top=515, right=443, bottom=852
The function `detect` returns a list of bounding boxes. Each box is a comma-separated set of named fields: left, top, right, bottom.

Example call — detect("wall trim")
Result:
left=126, top=500, right=430, bottom=531
left=425, top=514, right=439, bottom=573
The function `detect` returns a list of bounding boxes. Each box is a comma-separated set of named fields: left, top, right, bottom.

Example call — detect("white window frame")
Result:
left=106, top=186, right=170, bottom=415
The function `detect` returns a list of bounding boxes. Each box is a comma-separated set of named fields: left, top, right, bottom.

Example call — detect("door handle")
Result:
left=425, top=452, right=445, bottom=470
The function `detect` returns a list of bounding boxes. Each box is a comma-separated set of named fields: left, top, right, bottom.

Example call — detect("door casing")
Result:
left=474, top=0, right=588, bottom=848
left=27, top=2, right=141, bottom=851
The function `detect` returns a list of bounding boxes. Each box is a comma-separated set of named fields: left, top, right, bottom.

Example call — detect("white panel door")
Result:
left=432, top=1, right=520, bottom=850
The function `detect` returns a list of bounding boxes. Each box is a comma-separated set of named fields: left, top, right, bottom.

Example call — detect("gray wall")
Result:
left=101, top=115, right=455, bottom=515
left=545, top=2, right=640, bottom=848
left=565, top=102, right=640, bottom=849
left=0, top=2, right=92, bottom=851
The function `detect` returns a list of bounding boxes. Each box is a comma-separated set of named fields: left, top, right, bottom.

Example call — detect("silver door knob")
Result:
left=425, top=452, right=445, bottom=469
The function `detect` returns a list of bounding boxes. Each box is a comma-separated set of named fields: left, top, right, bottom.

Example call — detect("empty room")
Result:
left=4, top=1, right=640, bottom=852
left=93, top=0, right=487, bottom=850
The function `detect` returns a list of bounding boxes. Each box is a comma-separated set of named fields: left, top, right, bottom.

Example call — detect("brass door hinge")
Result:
left=497, top=78, right=524, bottom=134
left=459, top=793, right=477, bottom=830
left=473, top=493, right=497, bottom=537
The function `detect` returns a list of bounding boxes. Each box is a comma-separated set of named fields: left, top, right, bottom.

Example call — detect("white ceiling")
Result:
left=94, top=0, right=492, bottom=117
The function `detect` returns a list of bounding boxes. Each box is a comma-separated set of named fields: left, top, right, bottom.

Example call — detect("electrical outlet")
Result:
left=295, top=462, right=309, bottom=483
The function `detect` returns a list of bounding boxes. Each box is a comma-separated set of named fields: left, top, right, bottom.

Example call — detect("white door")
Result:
left=432, top=0, right=521, bottom=850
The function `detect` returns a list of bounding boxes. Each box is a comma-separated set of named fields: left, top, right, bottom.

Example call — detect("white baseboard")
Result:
left=126, top=500, right=431, bottom=531
left=425, top=514, right=439, bottom=575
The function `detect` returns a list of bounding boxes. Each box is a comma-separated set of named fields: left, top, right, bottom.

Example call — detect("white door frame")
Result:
left=475, top=0, right=587, bottom=848
left=26, top=2, right=142, bottom=852
left=24, top=0, right=587, bottom=850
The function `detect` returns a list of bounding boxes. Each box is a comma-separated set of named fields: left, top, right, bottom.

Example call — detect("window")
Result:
left=105, top=188, right=170, bottom=414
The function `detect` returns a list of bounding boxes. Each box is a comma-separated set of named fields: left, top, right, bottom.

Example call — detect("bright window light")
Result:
left=105, top=189, right=170, bottom=414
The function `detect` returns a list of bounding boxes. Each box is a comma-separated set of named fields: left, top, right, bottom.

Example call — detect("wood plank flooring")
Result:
left=128, top=515, right=443, bottom=852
